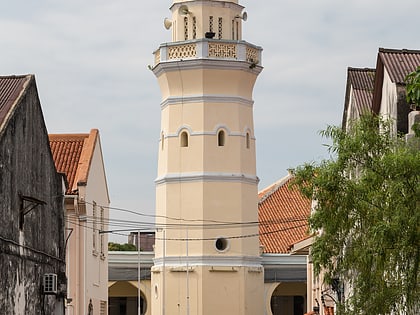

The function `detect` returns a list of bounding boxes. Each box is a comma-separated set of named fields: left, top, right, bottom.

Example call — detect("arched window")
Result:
left=161, top=132, right=164, bottom=150
left=193, top=17, right=197, bottom=39
left=184, top=17, right=189, bottom=40
left=218, top=130, right=225, bottom=146
left=180, top=131, right=189, bottom=147
left=246, top=132, right=250, bottom=149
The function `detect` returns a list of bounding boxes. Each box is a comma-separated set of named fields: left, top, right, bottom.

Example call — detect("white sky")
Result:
left=1, top=0, right=419, bottom=242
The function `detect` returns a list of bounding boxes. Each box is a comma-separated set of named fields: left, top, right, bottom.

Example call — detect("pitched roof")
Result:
left=0, top=75, right=32, bottom=131
left=258, top=174, right=311, bottom=254
left=348, top=67, right=375, bottom=112
left=49, top=129, right=98, bottom=194
left=378, top=48, right=420, bottom=84
left=373, top=48, right=420, bottom=113
left=342, top=68, right=375, bottom=128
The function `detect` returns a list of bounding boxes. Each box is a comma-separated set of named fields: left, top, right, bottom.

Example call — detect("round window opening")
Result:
left=215, top=237, right=229, bottom=252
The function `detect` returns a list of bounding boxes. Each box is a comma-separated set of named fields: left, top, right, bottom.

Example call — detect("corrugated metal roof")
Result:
left=378, top=48, right=420, bottom=84
left=0, top=75, right=32, bottom=128
left=348, top=67, right=375, bottom=114
left=258, top=174, right=311, bottom=254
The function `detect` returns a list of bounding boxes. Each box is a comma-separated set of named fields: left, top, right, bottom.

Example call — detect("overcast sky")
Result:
left=1, top=0, right=419, bottom=242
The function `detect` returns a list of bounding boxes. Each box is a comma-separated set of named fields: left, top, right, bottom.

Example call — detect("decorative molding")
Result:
left=160, top=94, right=254, bottom=109
left=153, top=58, right=262, bottom=77
left=170, top=1, right=244, bottom=12
left=153, top=255, right=262, bottom=268
left=155, top=172, right=259, bottom=185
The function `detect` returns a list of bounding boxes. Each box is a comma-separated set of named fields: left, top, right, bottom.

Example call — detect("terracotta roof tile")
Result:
left=258, top=174, right=311, bottom=254
left=0, top=75, right=32, bottom=130
left=49, top=130, right=98, bottom=194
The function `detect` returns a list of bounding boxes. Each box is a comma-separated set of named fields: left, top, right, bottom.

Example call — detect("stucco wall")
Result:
left=0, top=78, right=66, bottom=314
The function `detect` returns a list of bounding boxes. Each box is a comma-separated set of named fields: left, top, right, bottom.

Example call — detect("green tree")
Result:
left=406, top=66, right=420, bottom=109
left=108, top=242, right=138, bottom=251
left=406, top=66, right=420, bottom=137
left=291, top=114, right=419, bottom=314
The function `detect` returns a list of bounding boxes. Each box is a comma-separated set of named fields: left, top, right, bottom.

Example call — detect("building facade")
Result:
left=151, top=0, right=264, bottom=314
left=50, top=129, right=110, bottom=315
left=301, top=48, right=420, bottom=315
left=0, top=74, right=66, bottom=314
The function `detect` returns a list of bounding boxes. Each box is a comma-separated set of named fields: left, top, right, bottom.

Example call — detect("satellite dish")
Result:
left=179, top=5, right=190, bottom=15
left=164, top=18, right=172, bottom=30
left=236, top=11, right=248, bottom=21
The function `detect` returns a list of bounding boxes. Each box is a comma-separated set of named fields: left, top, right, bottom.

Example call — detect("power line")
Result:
left=65, top=213, right=308, bottom=230
left=65, top=216, right=308, bottom=242
left=72, top=200, right=309, bottom=228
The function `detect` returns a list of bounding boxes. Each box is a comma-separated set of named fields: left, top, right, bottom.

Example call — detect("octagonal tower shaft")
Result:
left=151, top=1, right=264, bottom=314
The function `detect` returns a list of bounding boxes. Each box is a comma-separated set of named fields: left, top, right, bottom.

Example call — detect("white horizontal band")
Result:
left=161, top=95, right=254, bottom=110
left=155, top=172, right=259, bottom=185
left=153, top=255, right=262, bottom=268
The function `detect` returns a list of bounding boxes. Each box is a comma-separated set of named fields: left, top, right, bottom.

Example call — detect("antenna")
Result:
left=164, top=18, right=172, bottom=30
left=235, top=11, right=248, bottom=21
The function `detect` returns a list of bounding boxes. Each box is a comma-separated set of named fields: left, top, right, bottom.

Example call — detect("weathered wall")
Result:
left=0, top=77, right=66, bottom=314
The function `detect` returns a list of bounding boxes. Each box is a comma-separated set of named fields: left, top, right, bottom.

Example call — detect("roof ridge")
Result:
left=0, top=74, right=33, bottom=79
left=347, top=67, right=375, bottom=72
left=49, top=133, right=90, bottom=140
left=379, top=47, right=420, bottom=54
left=71, top=129, right=98, bottom=190
left=258, top=173, right=293, bottom=204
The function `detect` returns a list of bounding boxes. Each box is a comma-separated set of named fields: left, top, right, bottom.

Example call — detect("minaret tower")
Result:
left=151, top=1, right=263, bottom=314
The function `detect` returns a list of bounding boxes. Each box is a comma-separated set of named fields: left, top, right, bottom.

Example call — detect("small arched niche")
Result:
left=180, top=131, right=189, bottom=147
left=217, top=130, right=226, bottom=147
left=246, top=132, right=250, bottom=149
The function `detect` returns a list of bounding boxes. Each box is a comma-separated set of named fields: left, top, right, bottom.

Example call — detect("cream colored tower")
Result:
left=151, top=1, right=263, bottom=314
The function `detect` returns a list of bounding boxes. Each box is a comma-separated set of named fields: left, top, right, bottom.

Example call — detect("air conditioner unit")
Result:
left=43, top=273, right=58, bottom=295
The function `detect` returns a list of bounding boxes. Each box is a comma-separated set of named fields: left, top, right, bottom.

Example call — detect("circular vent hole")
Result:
left=215, top=237, right=229, bottom=252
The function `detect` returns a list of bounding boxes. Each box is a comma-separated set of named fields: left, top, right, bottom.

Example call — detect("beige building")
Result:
left=108, top=173, right=312, bottom=315
left=150, top=0, right=264, bottom=314
left=50, top=129, right=110, bottom=315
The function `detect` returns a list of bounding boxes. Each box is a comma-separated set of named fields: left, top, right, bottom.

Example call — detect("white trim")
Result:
left=155, top=172, right=259, bottom=185
left=160, top=94, right=254, bottom=109
left=153, top=58, right=262, bottom=77
left=153, top=255, right=262, bottom=268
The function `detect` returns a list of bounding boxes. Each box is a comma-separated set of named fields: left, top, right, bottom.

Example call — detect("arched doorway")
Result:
left=108, top=281, right=147, bottom=315
left=269, top=282, right=306, bottom=315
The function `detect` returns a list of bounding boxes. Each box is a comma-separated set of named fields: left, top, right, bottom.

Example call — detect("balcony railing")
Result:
left=153, top=39, right=262, bottom=67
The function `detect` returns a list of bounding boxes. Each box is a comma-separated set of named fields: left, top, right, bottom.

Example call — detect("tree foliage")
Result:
left=406, top=66, right=420, bottom=109
left=108, top=242, right=138, bottom=251
left=291, top=114, right=420, bottom=314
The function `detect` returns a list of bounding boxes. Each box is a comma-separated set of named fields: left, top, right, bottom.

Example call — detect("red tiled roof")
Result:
left=0, top=75, right=32, bottom=130
left=49, top=129, right=98, bottom=194
left=258, top=174, right=311, bottom=254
